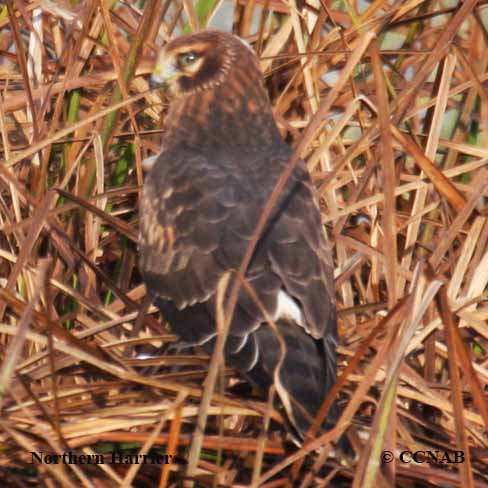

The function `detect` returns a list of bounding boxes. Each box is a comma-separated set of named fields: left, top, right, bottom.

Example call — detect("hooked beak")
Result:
left=150, top=54, right=177, bottom=90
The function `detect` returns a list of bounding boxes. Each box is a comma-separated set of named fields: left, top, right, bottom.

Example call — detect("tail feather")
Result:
left=245, top=319, right=337, bottom=440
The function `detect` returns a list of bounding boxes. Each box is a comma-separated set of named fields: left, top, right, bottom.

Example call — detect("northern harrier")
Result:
left=139, top=30, right=337, bottom=440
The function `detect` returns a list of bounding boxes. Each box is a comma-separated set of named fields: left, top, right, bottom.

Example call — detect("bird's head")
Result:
left=150, top=30, right=280, bottom=149
left=151, top=30, right=256, bottom=97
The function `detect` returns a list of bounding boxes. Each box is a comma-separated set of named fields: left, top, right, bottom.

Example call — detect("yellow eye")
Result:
left=178, top=51, right=199, bottom=67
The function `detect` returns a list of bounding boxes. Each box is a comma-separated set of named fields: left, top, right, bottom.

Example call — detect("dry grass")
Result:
left=1, top=0, right=488, bottom=486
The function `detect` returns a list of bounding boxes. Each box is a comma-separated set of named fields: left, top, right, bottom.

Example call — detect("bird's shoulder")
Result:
left=143, top=142, right=299, bottom=207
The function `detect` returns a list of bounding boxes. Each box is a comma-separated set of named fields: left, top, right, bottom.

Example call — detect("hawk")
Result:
left=139, top=30, right=337, bottom=440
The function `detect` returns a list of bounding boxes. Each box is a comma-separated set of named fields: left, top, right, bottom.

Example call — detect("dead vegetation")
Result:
left=1, top=0, right=488, bottom=486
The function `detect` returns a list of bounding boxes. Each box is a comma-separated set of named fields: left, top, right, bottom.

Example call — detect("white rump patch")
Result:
left=273, top=290, right=304, bottom=326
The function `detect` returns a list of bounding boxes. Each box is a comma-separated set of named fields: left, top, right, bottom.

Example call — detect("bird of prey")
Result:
left=139, top=30, right=337, bottom=440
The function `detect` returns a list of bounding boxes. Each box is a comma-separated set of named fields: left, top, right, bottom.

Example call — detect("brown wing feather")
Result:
left=267, top=163, right=336, bottom=339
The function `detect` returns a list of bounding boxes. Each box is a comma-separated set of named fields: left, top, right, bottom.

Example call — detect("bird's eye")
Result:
left=178, top=51, right=199, bottom=67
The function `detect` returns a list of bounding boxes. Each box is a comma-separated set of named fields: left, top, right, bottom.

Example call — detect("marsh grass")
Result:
left=1, top=1, right=488, bottom=486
